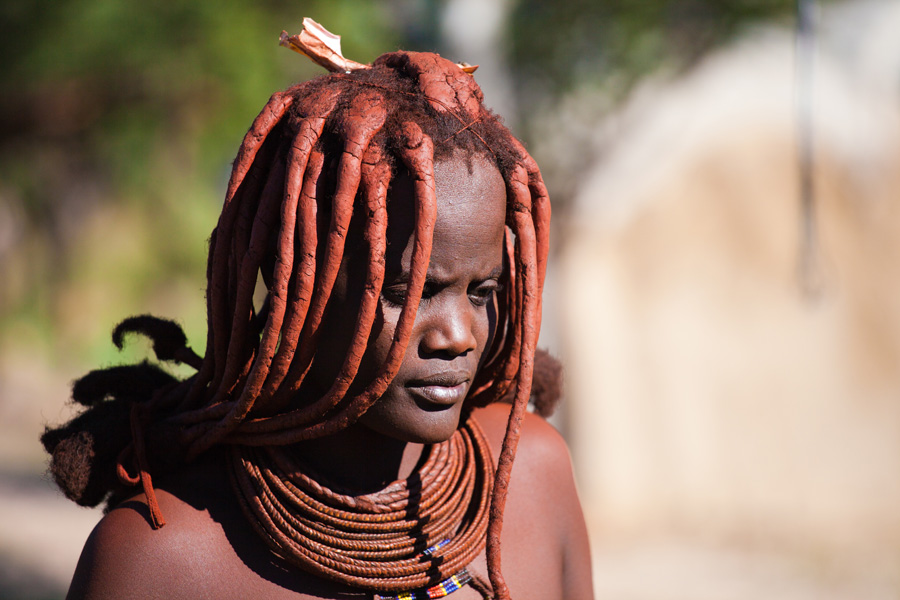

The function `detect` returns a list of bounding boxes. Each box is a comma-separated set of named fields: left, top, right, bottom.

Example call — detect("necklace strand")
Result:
left=228, top=415, right=494, bottom=593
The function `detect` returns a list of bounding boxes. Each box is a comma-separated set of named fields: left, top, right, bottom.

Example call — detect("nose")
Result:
left=419, top=295, right=478, bottom=357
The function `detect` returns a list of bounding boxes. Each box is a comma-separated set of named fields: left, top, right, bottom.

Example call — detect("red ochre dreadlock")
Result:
left=43, top=37, right=557, bottom=600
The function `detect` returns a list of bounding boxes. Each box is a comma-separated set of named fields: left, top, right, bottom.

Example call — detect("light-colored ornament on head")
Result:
left=280, top=17, right=478, bottom=75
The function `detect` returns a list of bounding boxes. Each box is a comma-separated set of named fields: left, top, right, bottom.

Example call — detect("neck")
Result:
left=289, top=425, right=426, bottom=494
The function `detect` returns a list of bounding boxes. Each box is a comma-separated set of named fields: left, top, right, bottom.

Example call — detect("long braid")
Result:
left=486, top=165, right=542, bottom=599
left=195, top=92, right=295, bottom=408
left=227, top=122, right=437, bottom=447
left=43, top=41, right=555, bottom=600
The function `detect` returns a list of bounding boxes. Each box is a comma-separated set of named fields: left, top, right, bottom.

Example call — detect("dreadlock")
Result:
left=43, top=37, right=557, bottom=600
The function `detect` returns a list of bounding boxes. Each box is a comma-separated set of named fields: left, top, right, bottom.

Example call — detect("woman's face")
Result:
left=309, top=150, right=507, bottom=444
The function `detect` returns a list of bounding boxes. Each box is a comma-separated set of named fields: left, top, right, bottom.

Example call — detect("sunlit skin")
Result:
left=64, top=152, right=594, bottom=600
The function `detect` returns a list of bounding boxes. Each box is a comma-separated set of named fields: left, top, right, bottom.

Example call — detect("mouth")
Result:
left=405, top=372, right=471, bottom=406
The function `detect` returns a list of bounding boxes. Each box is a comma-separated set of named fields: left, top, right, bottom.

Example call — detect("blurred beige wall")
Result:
left=557, top=4, right=900, bottom=598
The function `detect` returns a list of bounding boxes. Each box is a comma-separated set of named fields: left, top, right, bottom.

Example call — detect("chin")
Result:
left=361, top=399, right=464, bottom=444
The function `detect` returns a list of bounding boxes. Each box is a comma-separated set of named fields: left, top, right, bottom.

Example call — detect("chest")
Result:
left=182, top=505, right=563, bottom=600
left=163, top=433, right=565, bottom=600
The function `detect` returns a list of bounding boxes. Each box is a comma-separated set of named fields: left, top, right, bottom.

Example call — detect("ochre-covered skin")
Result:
left=42, top=49, right=592, bottom=600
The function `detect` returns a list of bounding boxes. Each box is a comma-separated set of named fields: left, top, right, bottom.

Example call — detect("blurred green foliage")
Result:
left=0, top=0, right=401, bottom=368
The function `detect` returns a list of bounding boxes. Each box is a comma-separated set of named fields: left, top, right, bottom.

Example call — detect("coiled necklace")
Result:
left=228, top=415, right=494, bottom=595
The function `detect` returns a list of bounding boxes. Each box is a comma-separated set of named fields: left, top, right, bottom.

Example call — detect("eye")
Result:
left=381, top=284, right=408, bottom=308
left=468, top=279, right=502, bottom=307
left=381, top=281, right=439, bottom=307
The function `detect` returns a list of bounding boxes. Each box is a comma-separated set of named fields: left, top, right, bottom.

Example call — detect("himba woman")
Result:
left=43, top=19, right=593, bottom=600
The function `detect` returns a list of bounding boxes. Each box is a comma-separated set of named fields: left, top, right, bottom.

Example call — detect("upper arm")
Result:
left=514, top=411, right=594, bottom=600
left=66, top=496, right=216, bottom=600
left=473, top=404, right=595, bottom=599
left=67, top=506, right=165, bottom=600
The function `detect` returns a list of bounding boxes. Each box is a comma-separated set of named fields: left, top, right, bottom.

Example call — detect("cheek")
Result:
left=475, top=305, right=494, bottom=359
left=351, top=301, right=399, bottom=383
left=476, top=292, right=502, bottom=368
left=305, top=292, right=393, bottom=394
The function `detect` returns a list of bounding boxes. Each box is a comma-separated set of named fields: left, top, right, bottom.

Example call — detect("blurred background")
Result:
left=2, top=0, right=899, bottom=598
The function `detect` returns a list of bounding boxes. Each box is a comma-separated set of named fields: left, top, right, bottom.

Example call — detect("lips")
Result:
left=405, top=371, right=471, bottom=406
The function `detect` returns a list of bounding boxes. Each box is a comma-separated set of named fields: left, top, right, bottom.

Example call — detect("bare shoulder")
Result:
left=63, top=447, right=270, bottom=600
left=66, top=486, right=228, bottom=600
left=470, top=403, right=582, bottom=518
left=471, top=402, right=575, bottom=477
left=471, top=403, right=595, bottom=600
left=65, top=450, right=336, bottom=600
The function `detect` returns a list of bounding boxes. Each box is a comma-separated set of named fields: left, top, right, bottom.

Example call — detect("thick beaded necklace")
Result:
left=228, top=415, right=494, bottom=595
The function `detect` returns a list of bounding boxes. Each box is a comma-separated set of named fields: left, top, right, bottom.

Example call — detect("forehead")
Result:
left=327, top=150, right=507, bottom=293
left=385, top=151, right=507, bottom=250
left=433, top=151, right=506, bottom=232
